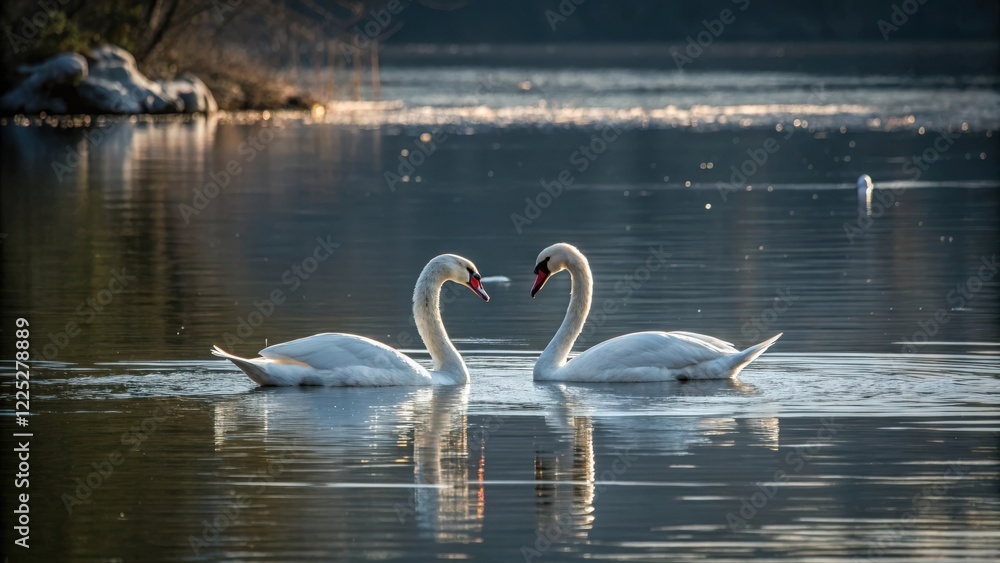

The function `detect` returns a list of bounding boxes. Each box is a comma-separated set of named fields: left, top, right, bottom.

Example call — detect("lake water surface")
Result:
left=1, top=63, right=998, bottom=561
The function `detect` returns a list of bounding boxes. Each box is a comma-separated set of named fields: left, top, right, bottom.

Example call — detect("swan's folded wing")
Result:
left=259, top=333, right=423, bottom=374
left=666, top=331, right=736, bottom=351
left=579, top=331, right=737, bottom=371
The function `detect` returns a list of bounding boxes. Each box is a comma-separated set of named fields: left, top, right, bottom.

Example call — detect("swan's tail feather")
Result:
left=210, top=345, right=231, bottom=358
left=211, top=345, right=271, bottom=386
left=728, top=332, right=782, bottom=377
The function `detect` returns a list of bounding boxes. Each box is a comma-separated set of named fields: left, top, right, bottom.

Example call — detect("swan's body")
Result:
left=858, top=174, right=874, bottom=214
left=212, top=254, right=489, bottom=386
left=530, top=243, right=780, bottom=382
left=857, top=174, right=874, bottom=200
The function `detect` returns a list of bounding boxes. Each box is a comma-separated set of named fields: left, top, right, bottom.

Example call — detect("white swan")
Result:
left=858, top=174, right=874, bottom=215
left=857, top=174, right=874, bottom=199
left=212, top=254, right=489, bottom=386
left=530, top=243, right=781, bottom=382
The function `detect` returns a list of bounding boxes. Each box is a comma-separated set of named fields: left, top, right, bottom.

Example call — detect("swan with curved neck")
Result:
left=530, top=243, right=780, bottom=382
left=212, top=254, right=489, bottom=386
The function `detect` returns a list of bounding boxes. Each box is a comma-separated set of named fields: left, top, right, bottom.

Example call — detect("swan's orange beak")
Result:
left=530, top=270, right=550, bottom=298
left=468, top=274, right=490, bottom=302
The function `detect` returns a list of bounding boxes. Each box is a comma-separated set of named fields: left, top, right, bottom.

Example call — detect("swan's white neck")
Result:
left=534, top=250, right=592, bottom=378
left=414, top=264, right=469, bottom=385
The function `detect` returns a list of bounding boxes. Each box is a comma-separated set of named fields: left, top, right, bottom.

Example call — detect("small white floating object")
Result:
left=480, top=275, right=512, bottom=284
left=857, top=174, right=874, bottom=215
left=857, top=174, right=874, bottom=197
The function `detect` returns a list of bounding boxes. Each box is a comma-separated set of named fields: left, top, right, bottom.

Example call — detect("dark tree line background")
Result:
left=1, top=0, right=996, bottom=109
left=390, top=0, right=998, bottom=43
left=1, top=0, right=414, bottom=108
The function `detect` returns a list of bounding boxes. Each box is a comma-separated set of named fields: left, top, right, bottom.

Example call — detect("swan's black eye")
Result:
left=473, top=272, right=481, bottom=281
left=534, top=257, right=551, bottom=275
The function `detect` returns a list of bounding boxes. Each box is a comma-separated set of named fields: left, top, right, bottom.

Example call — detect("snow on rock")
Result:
left=0, top=53, right=87, bottom=114
left=161, top=74, right=218, bottom=114
left=1, top=45, right=217, bottom=115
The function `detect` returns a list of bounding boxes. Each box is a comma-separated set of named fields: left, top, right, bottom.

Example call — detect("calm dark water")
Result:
left=2, top=120, right=998, bottom=359
left=1, top=68, right=999, bottom=560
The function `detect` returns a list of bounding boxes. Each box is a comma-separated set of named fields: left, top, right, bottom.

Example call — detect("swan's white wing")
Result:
left=259, top=333, right=428, bottom=378
left=577, top=331, right=737, bottom=366
left=557, top=331, right=739, bottom=382
left=665, top=331, right=736, bottom=350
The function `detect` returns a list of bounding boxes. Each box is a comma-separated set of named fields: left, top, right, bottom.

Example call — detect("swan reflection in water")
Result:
left=211, top=385, right=482, bottom=541
left=208, top=376, right=781, bottom=547
left=530, top=379, right=779, bottom=547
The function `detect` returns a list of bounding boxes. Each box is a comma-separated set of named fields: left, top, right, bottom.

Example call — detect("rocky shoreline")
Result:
left=1, top=45, right=216, bottom=116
